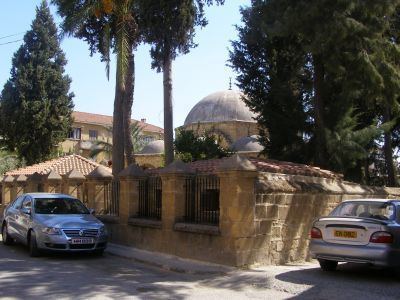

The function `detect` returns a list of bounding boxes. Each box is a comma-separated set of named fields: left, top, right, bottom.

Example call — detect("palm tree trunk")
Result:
left=123, top=50, right=135, bottom=165
left=163, top=54, right=174, bottom=165
left=312, top=54, right=326, bottom=167
left=383, top=105, right=397, bottom=186
left=112, top=58, right=125, bottom=176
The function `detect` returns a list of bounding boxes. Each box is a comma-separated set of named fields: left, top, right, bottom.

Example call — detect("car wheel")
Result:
left=318, top=259, right=338, bottom=271
left=2, top=224, right=13, bottom=245
left=28, top=231, right=41, bottom=257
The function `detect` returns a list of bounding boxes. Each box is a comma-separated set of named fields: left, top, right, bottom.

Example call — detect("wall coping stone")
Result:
left=47, top=170, right=62, bottom=181
left=66, top=169, right=85, bottom=180
left=256, top=171, right=400, bottom=196
left=16, top=174, right=28, bottom=183
left=128, top=217, right=162, bottom=229
left=159, top=160, right=193, bottom=175
left=217, top=154, right=257, bottom=172
left=86, top=166, right=113, bottom=179
left=3, top=175, right=15, bottom=183
left=174, top=222, right=220, bottom=236
left=119, top=164, right=146, bottom=178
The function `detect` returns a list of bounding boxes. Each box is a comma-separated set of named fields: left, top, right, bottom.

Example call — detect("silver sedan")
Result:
left=310, top=199, right=400, bottom=271
left=1, top=193, right=108, bottom=257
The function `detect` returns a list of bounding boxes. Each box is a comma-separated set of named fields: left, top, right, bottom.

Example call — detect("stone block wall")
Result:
left=253, top=172, right=400, bottom=265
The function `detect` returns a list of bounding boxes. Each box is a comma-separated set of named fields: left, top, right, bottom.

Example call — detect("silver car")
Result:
left=1, top=193, right=108, bottom=257
left=310, top=199, right=400, bottom=271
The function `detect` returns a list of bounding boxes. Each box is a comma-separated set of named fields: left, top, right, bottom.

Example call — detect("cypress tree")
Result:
left=138, top=0, right=224, bottom=166
left=230, top=0, right=400, bottom=184
left=0, top=1, right=74, bottom=165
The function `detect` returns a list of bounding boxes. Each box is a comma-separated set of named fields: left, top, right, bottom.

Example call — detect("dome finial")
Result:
left=229, top=77, right=232, bottom=90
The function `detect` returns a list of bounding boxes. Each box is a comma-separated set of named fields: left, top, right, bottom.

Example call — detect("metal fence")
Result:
left=138, top=176, right=162, bottom=220
left=103, top=180, right=120, bottom=216
left=184, top=175, right=220, bottom=225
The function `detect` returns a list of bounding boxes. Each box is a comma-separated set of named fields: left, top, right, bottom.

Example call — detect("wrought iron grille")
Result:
left=184, top=175, right=220, bottom=225
left=138, top=176, right=162, bottom=220
left=103, top=180, right=120, bottom=216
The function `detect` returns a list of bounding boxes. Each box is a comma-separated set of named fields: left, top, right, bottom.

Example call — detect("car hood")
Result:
left=34, top=214, right=103, bottom=229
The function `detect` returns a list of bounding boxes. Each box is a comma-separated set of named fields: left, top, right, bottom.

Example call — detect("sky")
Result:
left=0, top=1, right=250, bottom=129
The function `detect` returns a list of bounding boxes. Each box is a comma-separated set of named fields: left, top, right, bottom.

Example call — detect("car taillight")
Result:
left=311, top=227, right=323, bottom=239
left=369, top=231, right=393, bottom=244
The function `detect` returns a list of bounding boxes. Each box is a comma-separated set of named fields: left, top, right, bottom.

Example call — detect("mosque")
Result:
left=135, top=89, right=265, bottom=168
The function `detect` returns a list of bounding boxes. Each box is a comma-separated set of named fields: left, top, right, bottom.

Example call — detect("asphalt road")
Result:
left=0, top=239, right=399, bottom=300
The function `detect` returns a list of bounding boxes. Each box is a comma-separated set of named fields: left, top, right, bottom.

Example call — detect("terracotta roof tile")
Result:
left=72, top=111, right=164, bottom=134
left=5, top=155, right=110, bottom=177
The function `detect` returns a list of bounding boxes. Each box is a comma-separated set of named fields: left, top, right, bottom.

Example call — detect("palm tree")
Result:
left=52, top=0, right=139, bottom=175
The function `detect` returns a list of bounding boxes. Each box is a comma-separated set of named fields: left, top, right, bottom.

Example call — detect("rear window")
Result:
left=33, top=198, right=89, bottom=215
left=330, top=201, right=395, bottom=221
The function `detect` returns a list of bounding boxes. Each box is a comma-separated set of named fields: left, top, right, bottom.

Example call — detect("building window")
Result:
left=89, top=130, right=98, bottom=140
left=68, top=128, right=81, bottom=140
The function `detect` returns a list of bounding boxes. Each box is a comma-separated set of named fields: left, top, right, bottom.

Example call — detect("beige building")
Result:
left=178, top=90, right=264, bottom=157
left=61, top=111, right=164, bottom=164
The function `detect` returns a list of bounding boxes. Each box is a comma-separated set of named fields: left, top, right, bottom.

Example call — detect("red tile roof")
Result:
left=5, top=155, right=110, bottom=177
left=185, top=157, right=340, bottom=179
left=72, top=111, right=164, bottom=134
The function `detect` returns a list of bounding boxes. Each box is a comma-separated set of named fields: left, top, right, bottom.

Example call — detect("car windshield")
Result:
left=330, top=201, right=395, bottom=221
left=34, top=198, right=89, bottom=215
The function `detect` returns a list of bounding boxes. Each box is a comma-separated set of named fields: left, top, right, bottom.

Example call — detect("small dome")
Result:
left=231, top=135, right=264, bottom=152
left=139, top=140, right=164, bottom=154
left=184, top=90, right=256, bottom=125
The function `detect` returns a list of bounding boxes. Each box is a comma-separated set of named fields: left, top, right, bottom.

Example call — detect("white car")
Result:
left=310, top=199, right=400, bottom=271
left=2, top=193, right=108, bottom=257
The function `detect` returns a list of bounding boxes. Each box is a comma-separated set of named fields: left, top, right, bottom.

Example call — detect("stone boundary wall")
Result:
left=254, top=172, right=400, bottom=265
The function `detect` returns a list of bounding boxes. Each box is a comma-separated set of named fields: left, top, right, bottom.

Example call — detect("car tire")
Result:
left=2, top=224, right=13, bottom=245
left=318, top=259, right=338, bottom=271
left=29, top=231, right=41, bottom=257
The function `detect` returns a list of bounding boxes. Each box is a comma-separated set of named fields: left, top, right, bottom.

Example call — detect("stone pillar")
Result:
left=86, top=166, right=113, bottom=213
left=118, top=164, right=147, bottom=223
left=64, top=169, right=85, bottom=199
left=16, top=175, right=28, bottom=196
left=159, top=161, right=193, bottom=230
left=46, top=170, right=62, bottom=193
left=27, top=172, right=46, bottom=193
left=215, top=154, right=258, bottom=266
left=1, top=176, right=15, bottom=214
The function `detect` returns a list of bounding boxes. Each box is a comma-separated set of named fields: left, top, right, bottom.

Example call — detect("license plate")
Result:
left=334, top=230, right=357, bottom=238
left=70, top=238, right=94, bottom=244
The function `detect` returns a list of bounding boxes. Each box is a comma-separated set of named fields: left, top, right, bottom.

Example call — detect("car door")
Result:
left=6, top=196, right=25, bottom=238
left=18, top=197, right=33, bottom=243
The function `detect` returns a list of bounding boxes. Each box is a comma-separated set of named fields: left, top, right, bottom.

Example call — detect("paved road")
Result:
left=0, top=240, right=399, bottom=299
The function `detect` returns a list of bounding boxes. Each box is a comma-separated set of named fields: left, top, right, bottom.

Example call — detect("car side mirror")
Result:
left=21, top=208, right=31, bottom=215
left=89, top=208, right=95, bottom=215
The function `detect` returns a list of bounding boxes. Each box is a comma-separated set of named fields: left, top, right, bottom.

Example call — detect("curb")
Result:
left=106, top=243, right=234, bottom=275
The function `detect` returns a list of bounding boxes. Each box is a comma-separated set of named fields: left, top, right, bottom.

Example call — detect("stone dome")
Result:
left=139, top=140, right=164, bottom=155
left=184, top=90, right=256, bottom=125
left=231, top=135, right=264, bottom=152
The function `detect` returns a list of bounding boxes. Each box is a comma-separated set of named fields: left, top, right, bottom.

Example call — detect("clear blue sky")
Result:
left=0, top=1, right=250, bottom=129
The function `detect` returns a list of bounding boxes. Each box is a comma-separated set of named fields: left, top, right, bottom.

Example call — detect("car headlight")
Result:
left=42, top=227, right=61, bottom=235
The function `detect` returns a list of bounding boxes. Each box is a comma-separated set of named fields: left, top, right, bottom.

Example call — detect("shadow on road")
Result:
left=275, top=263, right=400, bottom=299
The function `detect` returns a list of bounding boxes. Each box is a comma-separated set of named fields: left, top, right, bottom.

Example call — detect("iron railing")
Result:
left=184, top=175, right=220, bottom=225
left=103, top=180, right=119, bottom=216
left=138, top=176, right=162, bottom=220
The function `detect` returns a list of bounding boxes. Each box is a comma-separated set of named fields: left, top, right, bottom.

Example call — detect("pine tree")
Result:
left=0, top=1, right=74, bottom=165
